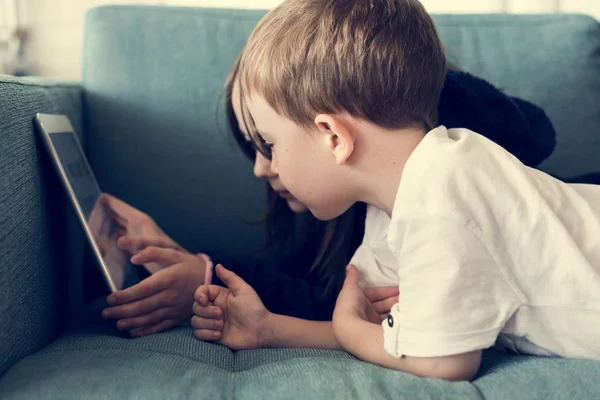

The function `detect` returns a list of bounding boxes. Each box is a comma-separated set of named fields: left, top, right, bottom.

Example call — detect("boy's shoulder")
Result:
left=403, top=126, right=506, bottom=185
left=395, top=126, right=525, bottom=219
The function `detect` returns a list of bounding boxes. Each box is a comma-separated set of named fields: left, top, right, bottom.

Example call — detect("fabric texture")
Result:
left=384, top=127, right=600, bottom=359
left=350, top=205, right=397, bottom=288
left=0, top=76, right=85, bottom=376
left=3, top=307, right=600, bottom=400
left=439, top=70, right=556, bottom=168
left=0, top=306, right=479, bottom=400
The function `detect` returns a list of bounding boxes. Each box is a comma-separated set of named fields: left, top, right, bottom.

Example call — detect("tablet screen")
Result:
left=49, top=132, right=140, bottom=291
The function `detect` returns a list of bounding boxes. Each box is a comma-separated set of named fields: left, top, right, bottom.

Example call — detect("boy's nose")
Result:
left=253, top=152, right=276, bottom=178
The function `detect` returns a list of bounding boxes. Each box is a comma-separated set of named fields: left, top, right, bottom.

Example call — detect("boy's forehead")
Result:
left=244, top=94, right=286, bottom=134
left=233, top=82, right=297, bottom=138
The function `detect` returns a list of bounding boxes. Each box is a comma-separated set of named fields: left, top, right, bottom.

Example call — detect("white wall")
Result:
left=3, top=0, right=600, bottom=79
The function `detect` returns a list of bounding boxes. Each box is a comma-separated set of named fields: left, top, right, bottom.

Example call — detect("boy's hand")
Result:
left=334, top=264, right=381, bottom=326
left=363, top=285, right=399, bottom=321
left=101, top=247, right=207, bottom=337
left=192, top=264, right=270, bottom=350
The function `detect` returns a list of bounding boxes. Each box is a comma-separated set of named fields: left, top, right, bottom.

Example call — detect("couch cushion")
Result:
left=0, top=309, right=480, bottom=400
left=2, top=307, right=600, bottom=400
left=0, top=76, right=85, bottom=375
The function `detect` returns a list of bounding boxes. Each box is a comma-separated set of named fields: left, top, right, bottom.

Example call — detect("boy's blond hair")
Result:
left=238, top=0, right=447, bottom=134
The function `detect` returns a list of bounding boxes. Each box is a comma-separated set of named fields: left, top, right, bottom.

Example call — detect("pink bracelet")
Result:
left=197, top=253, right=214, bottom=285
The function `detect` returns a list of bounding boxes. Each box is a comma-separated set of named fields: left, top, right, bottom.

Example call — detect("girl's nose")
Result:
left=253, top=152, right=276, bottom=178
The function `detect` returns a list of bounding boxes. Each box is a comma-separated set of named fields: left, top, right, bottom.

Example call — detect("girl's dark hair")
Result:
left=225, top=56, right=364, bottom=293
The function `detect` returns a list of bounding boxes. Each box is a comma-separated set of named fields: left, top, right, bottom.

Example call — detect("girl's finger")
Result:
left=194, top=286, right=208, bottom=306
left=214, top=265, right=250, bottom=294
left=115, top=307, right=172, bottom=331
left=193, top=329, right=222, bottom=342
left=130, top=319, right=178, bottom=338
left=192, top=302, right=222, bottom=319
left=118, top=236, right=174, bottom=254
left=106, top=274, right=166, bottom=306
left=115, top=226, right=127, bottom=238
left=102, top=192, right=137, bottom=219
left=191, top=315, right=224, bottom=331
left=104, top=289, right=170, bottom=318
left=130, top=246, right=185, bottom=266
left=194, top=285, right=223, bottom=305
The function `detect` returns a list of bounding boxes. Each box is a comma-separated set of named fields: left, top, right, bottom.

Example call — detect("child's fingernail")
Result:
left=213, top=331, right=221, bottom=338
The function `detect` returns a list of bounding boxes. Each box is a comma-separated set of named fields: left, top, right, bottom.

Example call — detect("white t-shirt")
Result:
left=350, top=207, right=558, bottom=357
left=350, top=205, right=396, bottom=288
left=355, top=126, right=600, bottom=360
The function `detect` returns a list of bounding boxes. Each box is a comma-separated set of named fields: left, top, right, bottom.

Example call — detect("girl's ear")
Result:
left=314, top=114, right=356, bottom=165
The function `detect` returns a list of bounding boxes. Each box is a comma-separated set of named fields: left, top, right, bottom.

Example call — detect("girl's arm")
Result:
left=262, top=315, right=340, bottom=349
left=211, top=254, right=339, bottom=321
left=192, top=264, right=340, bottom=350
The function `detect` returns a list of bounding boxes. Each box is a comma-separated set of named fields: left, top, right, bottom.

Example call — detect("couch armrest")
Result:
left=0, top=75, right=85, bottom=375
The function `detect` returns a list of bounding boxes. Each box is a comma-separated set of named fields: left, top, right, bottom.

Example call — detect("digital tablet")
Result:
left=34, top=113, right=143, bottom=293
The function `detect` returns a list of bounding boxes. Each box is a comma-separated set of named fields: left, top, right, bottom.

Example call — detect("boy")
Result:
left=234, top=0, right=600, bottom=380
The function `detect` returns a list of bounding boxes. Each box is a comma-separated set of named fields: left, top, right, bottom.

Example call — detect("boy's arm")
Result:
left=332, top=265, right=483, bottom=381
left=334, top=315, right=481, bottom=381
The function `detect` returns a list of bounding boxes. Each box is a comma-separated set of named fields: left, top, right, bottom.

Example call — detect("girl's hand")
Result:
left=363, top=285, right=399, bottom=321
left=334, top=264, right=381, bottom=326
left=102, top=193, right=188, bottom=254
left=101, top=247, right=207, bottom=337
left=117, top=235, right=190, bottom=257
left=192, top=264, right=270, bottom=350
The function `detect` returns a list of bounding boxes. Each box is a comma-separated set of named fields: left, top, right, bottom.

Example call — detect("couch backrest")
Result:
left=83, top=7, right=270, bottom=258
left=434, top=14, right=600, bottom=177
left=83, top=7, right=600, bottom=260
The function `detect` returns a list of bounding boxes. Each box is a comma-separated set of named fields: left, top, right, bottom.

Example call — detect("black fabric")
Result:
left=439, top=70, right=556, bottom=168
left=214, top=70, right=559, bottom=321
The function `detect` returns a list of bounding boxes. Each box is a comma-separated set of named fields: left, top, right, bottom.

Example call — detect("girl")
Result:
left=102, top=59, right=556, bottom=341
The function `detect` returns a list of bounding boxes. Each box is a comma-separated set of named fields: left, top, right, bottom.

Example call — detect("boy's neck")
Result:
left=352, top=124, right=427, bottom=216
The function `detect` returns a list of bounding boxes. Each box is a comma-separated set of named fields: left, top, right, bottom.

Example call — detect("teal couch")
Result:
left=1, top=6, right=600, bottom=399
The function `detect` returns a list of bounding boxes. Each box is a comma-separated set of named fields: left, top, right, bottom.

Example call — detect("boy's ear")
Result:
left=314, top=114, right=356, bottom=165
